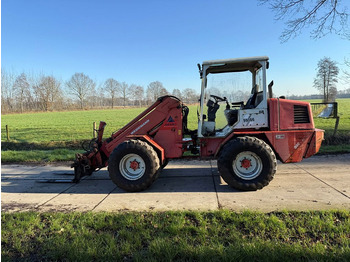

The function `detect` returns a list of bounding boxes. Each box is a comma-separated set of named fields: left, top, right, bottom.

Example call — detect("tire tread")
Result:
left=108, top=139, right=160, bottom=192
left=218, top=136, right=277, bottom=191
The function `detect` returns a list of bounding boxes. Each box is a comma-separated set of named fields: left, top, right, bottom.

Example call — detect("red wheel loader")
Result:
left=71, top=56, right=324, bottom=191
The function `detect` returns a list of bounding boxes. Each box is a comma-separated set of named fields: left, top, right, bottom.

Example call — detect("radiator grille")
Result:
left=294, top=105, right=310, bottom=124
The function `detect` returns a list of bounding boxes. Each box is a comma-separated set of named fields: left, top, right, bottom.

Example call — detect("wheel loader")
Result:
left=71, top=56, right=324, bottom=191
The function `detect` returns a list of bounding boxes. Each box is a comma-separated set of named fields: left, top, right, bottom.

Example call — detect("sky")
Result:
left=2, top=0, right=349, bottom=97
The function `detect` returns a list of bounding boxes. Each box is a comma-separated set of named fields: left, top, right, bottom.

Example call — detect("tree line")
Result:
left=2, top=56, right=349, bottom=113
left=1, top=70, right=200, bottom=113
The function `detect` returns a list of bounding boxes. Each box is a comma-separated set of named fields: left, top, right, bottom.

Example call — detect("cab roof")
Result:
left=202, top=56, right=269, bottom=74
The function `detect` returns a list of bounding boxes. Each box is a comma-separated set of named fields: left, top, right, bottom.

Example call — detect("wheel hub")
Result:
left=240, top=158, right=252, bottom=169
left=129, top=159, right=140, bottom=171
left=233, top=151, right=262, bottom=180
left=119, top=153, right=145, bottom=180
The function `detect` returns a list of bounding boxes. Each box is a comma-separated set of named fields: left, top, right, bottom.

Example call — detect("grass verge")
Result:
left=2, top=210, right=350, bottom=261
left=319, top=145, right=350, bottom=154
left=1, top=149, right=76, bottom=163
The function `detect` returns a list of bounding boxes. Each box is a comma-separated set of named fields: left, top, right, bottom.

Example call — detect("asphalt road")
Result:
left=1, top=154, right=350, bottom=212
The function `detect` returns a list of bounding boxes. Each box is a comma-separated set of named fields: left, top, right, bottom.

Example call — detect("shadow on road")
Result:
left=1, top=167, right=236, bottom=194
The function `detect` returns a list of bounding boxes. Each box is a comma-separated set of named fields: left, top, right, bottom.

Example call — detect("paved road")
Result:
left=1, top=154, right=350, bottom=212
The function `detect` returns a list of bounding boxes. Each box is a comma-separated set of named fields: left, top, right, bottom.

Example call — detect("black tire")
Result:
left=218, top=136, right=277, bottom=191
left=151, top=159, right=168, bottom=182
left=108, top=140, right=160, bottom=192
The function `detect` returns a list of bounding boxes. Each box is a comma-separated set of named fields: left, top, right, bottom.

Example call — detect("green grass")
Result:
left=2, top=210, right=350, bottom=261
left=1, top=99, right=350, bottom=162
left=1, top=149, right=76, bottom=163
left=1, top=107, right=148, bottom=142
left=1, top=105, right=198, bottom=162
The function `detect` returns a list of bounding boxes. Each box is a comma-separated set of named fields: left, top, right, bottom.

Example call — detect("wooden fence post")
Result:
left=333, top=117, right=340, bottom=136
left=6, top=125, right=10, bottom=141
left=93, top=122, right=97, bottom=138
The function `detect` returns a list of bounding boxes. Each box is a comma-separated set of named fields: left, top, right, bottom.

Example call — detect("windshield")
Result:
left=204, top=71, right=252, bottom=129
left=206, top=71, right=253, bottom=100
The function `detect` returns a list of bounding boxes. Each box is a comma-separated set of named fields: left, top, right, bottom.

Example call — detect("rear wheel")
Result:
left=218, top=136, right=277, bottom=191
left=108, top=140, right=160, bottom=192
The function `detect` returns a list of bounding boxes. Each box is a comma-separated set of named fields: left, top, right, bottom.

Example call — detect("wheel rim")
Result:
left=119, top=153, right=146, bottom=180
left=232, top=151, right=262, bottom=180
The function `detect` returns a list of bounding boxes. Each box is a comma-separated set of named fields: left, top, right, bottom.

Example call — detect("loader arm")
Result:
left=72, top=96, right=184, bottom=181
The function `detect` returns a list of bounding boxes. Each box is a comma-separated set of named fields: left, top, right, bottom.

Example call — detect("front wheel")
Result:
left=108, top=140, right=160, bottom=192
left=218, top=136, right=277, bottom=191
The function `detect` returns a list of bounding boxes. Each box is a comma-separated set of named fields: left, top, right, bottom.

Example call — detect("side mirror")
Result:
left=197, top=63, right=203, bottom=79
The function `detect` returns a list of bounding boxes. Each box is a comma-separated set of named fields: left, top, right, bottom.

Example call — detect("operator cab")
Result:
left=197, top=56, right=272, bottom=137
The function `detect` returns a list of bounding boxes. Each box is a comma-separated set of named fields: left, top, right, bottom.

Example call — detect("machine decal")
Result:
left=294, top=142, right=300, bottom=149
left=131, top=119, right=150, bottom=135
left=243, top=115, right=255, bottom=125
left=164, top=116, right=177, bottom=128
left=237, top=109, right=268, bottom=128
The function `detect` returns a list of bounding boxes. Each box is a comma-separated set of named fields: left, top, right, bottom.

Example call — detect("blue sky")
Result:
left=2, top=0, right=349, bottom=96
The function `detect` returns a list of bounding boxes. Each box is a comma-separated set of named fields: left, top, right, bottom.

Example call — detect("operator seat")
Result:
left=254, top=91, right=263, bottom=107
left=244, top=91, right=263, bottom=109
left=244, top=84, right=260, bottom=109
left=244, top=93, right=257, bottom=109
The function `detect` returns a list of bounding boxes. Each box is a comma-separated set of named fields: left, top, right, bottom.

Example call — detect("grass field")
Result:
left=2, top=210, right=350, bottom=261
left=0, top=105, right=198, bottom=162
left=1, top=98, right=350, bottom=162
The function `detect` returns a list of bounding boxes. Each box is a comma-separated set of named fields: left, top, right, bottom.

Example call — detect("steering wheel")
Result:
left=210, top=95, right=226, bottom=103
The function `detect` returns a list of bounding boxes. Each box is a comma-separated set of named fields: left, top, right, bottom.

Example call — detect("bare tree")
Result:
left=120, top=82, right=129, bottom=107
left=129, top=84, right=144, bottom=107
left=172, top=88, right=182, bottom=100
left=27, top=72, right=42, bottom=111
left=146, top=81, right=168, bottom=103
left=1, top=68, right=16, bottom=112
left=66, top=73, right=96, bottom=109
left=182, top=88, right=199, bottom=104
left=96, top=83, right=107, bottom=108
left=33, top=75, right=62, bottom=111
left=259, top=0, right=349, bottom=42
left=343, top=57, right=350, bottom=85
left=313, top=57, right=339, bottom=102
left=13, top=73, right=31, bottom=113
left=104, top=78, right=120, bottom=108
